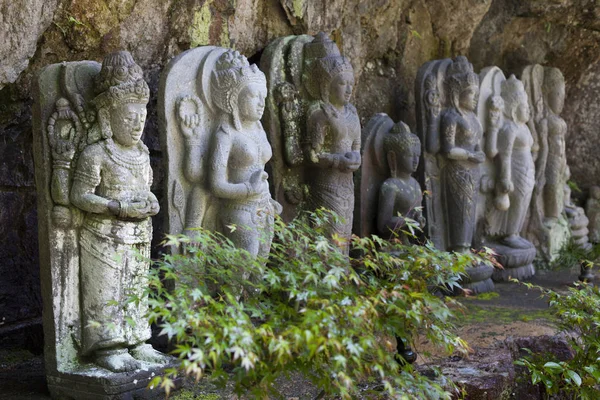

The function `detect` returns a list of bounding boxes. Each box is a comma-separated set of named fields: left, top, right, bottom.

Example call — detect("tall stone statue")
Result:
left=520, top=65, right=571, bottom=261
left=261, top=32, right=361, bottom=253
left=33, top=51, right=169, bottom=399
left=586, top=186, right=600, bottom=244
left=160, top=47, right=280, bottom=258
left=477, top=68, right=537, bottom=281
left=415, top=56, right=494, bottom=293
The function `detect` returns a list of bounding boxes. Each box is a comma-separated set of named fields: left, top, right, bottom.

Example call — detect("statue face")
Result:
left=109, top=102, right=147, bottom=147
left=329, top=71, right=354, bottom=107
left=238, top=83, right=266, bottom=122
left=459, top=85, right=478, bottom=112
left=546, top=84, right=565, bottom=114
left=395, top=150, right=420, bottom=174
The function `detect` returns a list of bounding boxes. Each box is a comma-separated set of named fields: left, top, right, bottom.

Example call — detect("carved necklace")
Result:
left=104, top=138, right=148, bottom=171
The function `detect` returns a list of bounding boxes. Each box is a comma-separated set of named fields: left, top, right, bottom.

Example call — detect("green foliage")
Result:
left=515, top=281, right=600, bottom=399
left=546, top=241, right=599, bottom=272
left=144, top=211, right=479, bottom=399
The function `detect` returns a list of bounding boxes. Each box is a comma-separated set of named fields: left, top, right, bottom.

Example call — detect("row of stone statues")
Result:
left=33, top=34, right=590, bottom=399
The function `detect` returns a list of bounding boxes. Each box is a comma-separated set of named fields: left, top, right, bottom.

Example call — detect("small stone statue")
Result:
left=261, top=33, right=360, bottom=253
left=377, top=121, right=424, bottom=239
left=416, top=57, right=494, bottom=293
left=586, top=186, right=600, bottom=244
left=564, top=168, right=592, bottom=252
left=359, top=114, right=424, bottom=241
left=477, top=68, right=536, bottom=281
left=33, top=51, right=168, bottom=398
left=520, top=65, right=571, bottom=261
left=160, top=47, right=280, bottom=258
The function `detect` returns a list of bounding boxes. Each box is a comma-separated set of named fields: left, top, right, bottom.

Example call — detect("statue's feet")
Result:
left=543, top=217, right=558, bottom=228
left=95, top=348, right=141, bottom=372
left=129, top=343, right=171, bottom=365
left=501, top=234, right=531, bottom=249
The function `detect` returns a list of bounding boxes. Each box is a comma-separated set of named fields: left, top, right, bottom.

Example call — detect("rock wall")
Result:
left=1, top=0, right=599, bottom=347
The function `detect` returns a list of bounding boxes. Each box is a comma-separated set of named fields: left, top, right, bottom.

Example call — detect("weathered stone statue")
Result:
left=564, top=168, right=592, bottom=252
left=160, top=47, right=280, bottom=258
left=477, top=68, right=537, bottom=281
left=33, top=51, right=168, bottom=398
left=359, top=113, right=421, bottom=363
left=520, top=65, right=571, bottom=261
left=586, top=186, right=600, bottom=244
left=359, top=114, right=424, bottom=241
left=415, top=56, right=494, bottom=293
left=261, top=32, right=360, bottom=252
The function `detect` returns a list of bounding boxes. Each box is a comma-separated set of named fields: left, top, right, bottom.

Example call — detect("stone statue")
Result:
left=564, top=168, right=592, bottom=252
left=261, top=33, right=360, bottom=253
left=359, top=113, right=421, bottom=363
left=520, top=65, right=571, bottom=261
left=477, top=68, right=537, bottom=281
left=33, top=51, right=169, bottom=398
left=416, top=56, right=494, bottom=293
left=160, top=47, right=280, bottom=258
left=586, top=186, right=600, bottom=244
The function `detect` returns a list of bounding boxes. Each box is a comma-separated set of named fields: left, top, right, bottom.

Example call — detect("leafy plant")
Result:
left=515, top=281, right=600, bottom=399
left=142, top=210, right=480, bottom=399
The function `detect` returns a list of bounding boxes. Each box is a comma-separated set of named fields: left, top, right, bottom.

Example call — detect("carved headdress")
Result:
left=446, top=56, right=478, bottom=112
left=384, top=121, right=421, bottom=156
left=93, top=51, right=149, bottom=110
left=210, top=49, right=267, bottom=131
left=93, top=51, right=150, bottom=141
left=304, top=33, right=354, bottom=103
left=501, top=75, right=528, bottom=122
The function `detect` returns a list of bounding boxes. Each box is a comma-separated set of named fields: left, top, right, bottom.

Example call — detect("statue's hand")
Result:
left=52, top=139, right=76, bottom=162
left=249, top=170, right=268, bottom=196
left=119, top=200, right=154, bottom=219
left=469, top=151, right=486, bottom=164
left=340, top=152, right=361, bottom=172
left=498, top=178, right=514, bottom=194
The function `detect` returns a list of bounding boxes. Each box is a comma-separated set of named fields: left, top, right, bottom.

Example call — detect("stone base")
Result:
left=47, top=362, right=179, bottom=400
left=490, top=242, right=536, bottom=282
left=462, top=264, right=495, bottom=294
left=492, top=263, right=535, bottom=282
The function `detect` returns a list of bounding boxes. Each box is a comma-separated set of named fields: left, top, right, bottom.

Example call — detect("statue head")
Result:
left=383, top=121, right=421, bottom=175
left=543, top=67, right=565, bottom=115
left=304, top=33, right=354, bottom=106
left=211, top=50, right=267, bottom=131
left=501, top=75, right=530, bottom=124
left=446, top=56, right=479, bottom=113
left=93, top=51, right=150, bottom=147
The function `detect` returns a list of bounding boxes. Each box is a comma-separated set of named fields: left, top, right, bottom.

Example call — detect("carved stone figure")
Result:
left=261, top=33, right=360, bottom=253
left=359, top=113, right=421, bottom=363
left=585, top=186, right=600, bottom=244
left=160, top=47, right=280, bottom=258
left=33, top=51, right=169, bottom=399
left=520, top=65, right=571, bottom=261
left=564, top=168, right=592, bottom=252
left=477, top=68, right=537, bottom=281
left=359, top=114, right=424, bottom=241
left=416, top=56, right=494, bottom=293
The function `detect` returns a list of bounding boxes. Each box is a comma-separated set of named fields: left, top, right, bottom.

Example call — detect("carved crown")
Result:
left=210, top=49, right=266, bottom=116
left=446, top=56, right=478, bottom=96
left=93, top=51, right=149, bottom=109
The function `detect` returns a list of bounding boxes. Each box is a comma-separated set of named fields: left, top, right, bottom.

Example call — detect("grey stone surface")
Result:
left=261, top=32, right=360, bottom=253
left=160, top=47, right=279, bottom=257
left=33, top=51, right=169, bottom=397
left=585, top=186, right=600, bottom=244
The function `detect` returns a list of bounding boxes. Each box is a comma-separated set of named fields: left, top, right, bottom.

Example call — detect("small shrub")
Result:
left=515, top=281, right=600, bottom=399
left=143, top=211, right=479, bottom=399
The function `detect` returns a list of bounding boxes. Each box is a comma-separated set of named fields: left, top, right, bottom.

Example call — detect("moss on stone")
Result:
left=189, top=3, right=213, bottom=48
left=456, top=302, right=556, bottom=326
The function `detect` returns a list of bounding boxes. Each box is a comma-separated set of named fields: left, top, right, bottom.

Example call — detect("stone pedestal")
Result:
left=462, top=264, right=495, bottom=294
left=47, top=363, right=178, bottom=400
left=491, top=243, right=536, bottom=282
